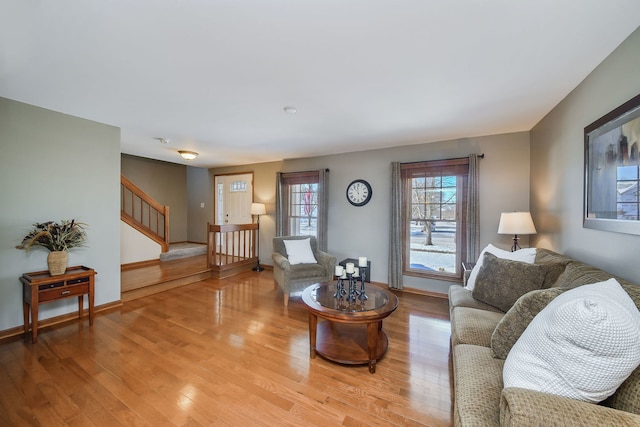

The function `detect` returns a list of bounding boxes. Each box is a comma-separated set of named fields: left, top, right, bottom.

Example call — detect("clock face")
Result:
left=346, top=179, right=372, bottom=206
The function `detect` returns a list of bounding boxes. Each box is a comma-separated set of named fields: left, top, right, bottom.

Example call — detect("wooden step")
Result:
left=121, top=255, right=211, bottom=301
left=159, top=242, right=207, bottom=261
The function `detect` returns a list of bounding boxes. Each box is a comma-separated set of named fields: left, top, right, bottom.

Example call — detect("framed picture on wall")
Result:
left=584, top=93, right=640, bottom=235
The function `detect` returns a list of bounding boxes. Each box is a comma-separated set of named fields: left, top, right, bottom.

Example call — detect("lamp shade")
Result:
left=498, top=212, right=537, bottom=235
left=250, top=203, right=266, bottom=216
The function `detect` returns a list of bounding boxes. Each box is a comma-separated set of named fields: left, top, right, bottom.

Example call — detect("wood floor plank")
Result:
left=1, top=260, right=453, bottom=426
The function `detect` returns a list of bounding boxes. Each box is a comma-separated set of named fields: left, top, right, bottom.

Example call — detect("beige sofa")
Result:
left=449, top=248, right=640, bottom=426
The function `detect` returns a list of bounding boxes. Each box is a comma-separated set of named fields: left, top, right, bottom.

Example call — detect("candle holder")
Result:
left=334, top=261, right=368, bottom=304
left=334, top=275, right=346, bottom=298
left=358, top=266, right=368, bottom=300
left=346, top=272, right=358, bottom=302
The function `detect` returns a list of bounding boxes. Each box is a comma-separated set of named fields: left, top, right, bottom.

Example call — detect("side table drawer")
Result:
left=39, top=283, right=89, bottom=302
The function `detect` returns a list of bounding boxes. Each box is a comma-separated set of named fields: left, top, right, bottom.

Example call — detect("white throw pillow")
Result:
left=465, top=244, right=537, bottom=291
left=283, top=238, right=317, bottom=265
left=503, top=278, right=640, bottom=403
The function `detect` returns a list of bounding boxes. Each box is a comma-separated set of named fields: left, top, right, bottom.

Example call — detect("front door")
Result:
left=215, top=174, right=252, bottom=225
left=214, top=173, right=253, bottom=255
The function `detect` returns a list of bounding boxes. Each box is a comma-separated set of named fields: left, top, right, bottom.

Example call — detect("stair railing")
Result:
left=207, top=223, right=258, bottom=272
left=121, top=175, right=170, bottom=252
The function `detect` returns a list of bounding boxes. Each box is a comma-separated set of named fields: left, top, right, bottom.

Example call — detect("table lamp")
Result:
left=498, top=211, right=537, bottom=252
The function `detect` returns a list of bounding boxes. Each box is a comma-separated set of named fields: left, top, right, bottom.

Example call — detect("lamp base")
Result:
left=511, top=235, right=521, bottom=252
left=252, top=264, right=264, bottom=272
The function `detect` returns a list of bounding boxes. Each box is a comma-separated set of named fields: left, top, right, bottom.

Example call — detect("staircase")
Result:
left=121, top=254, right=211, bottom=301
left=160, top=242, right=207, bottom=261
left=120, top=176, right=211, bottom=300
left=120, top=175, right=170, bottom=252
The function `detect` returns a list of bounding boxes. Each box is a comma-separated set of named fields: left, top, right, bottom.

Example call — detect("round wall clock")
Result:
left=346, top=179, right=372, bottom=206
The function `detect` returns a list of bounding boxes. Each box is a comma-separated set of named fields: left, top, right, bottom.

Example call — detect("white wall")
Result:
left=530, top=26, right=640, bottom=284
left=0, top=97, right=121, bottom=332
left=120, top=222, right=161, bottom=264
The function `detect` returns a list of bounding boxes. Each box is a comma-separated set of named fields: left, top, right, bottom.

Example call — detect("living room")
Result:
left=2, top=3, right=640, bottom=425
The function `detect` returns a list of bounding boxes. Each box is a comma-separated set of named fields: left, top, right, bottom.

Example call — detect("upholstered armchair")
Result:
left=272, top=236, right=336, bottom=306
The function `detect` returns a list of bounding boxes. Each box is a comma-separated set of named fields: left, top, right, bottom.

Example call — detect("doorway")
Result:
left=214, top=173, right=253, bottom=225
left=213, top=173, right=254, bottom=255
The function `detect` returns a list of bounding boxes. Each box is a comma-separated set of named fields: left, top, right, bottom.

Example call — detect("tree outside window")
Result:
left=402, top=159, right=468, bottom=280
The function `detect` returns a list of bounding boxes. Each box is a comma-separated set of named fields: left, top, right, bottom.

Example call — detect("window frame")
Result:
left=280, top=171, right=321, bottom=238
left=401, top=158, right=468, bottom=281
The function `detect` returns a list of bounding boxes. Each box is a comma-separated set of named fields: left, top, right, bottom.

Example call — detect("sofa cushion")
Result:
left=452, top=344, right=504, bottom=427
left=448, top=285, right=503, bottom=313
left=553, top=261, right=615, bottom=289
left=534, top=247, right=573, bottom=265
left=288, top=263, right=326, bottom=279
left=533, top=248, right=572, bottom=287
left=472, top=253, right=549, bottom=312
left=605, top=365, right=640, bottom=415
left=466, top=244, right=537, bottom=291
left=491, top=287, right=565, bottom=359
left=503, top=279, right=640, bottom=403
left=451, top=307, right=504, bottom=347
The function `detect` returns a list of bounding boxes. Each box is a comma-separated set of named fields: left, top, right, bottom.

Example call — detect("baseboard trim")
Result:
left=121, top=259, right=160, bottom=271
left=398, top=287, right=449, bottom=299
left=0, top=300, right=123, bottom=343
left=362, top=281, right=449, bottom=300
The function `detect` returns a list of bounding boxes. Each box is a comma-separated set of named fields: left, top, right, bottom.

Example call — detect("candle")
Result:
left=335, top=265, right=344, bottom=276
left=358, top=257, right=367, bottom=267
left=341, top=271, right=347, bottom=279
left=346, top=263, right=355, bottom=274
left=353, top=267, right=359, bottom=277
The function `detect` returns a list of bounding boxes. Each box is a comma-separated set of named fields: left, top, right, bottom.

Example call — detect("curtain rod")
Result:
left=401, top=153, right=484, bottom=165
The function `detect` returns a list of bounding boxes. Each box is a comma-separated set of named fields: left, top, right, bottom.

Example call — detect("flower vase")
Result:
left=47, top=251, right=68, bottom=276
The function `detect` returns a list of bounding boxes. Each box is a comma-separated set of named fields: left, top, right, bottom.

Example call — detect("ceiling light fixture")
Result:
left=178, top=150, right=198, bottom=160
left=283, top=106, right=297, bottom=114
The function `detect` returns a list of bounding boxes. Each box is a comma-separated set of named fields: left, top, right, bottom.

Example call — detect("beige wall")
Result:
left=206, top=162, right=283, bottom=266
left=0, top=97, right=121, bottom=332
left=186, top=166, right=213, bottom=243
left=210, top=132, right=530, bottom=294
left=531, top=26, right=640, bottom=283
left=121, top=154, right=188, bottom=243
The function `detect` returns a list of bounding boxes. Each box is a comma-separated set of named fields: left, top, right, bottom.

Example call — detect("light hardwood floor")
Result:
left=1, top=266, right=453, bottom=426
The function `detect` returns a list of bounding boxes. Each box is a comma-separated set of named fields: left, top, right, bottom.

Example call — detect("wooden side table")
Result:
left=20, top=266, right=97, bottom=343
left=461, top=261, right=476, bottom=286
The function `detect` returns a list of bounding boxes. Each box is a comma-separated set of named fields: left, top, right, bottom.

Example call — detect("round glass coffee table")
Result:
left=301, top=283, right=399, bottom=373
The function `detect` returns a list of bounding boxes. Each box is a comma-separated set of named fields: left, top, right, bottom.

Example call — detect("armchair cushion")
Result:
left=282, top=238, right=317, bottom=265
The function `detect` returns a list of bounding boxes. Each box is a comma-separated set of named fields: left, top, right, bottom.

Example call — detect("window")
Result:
left=230, top=180, right=247, bottom=192
left=401, top=158, right=468, bottom=280
left=279, top=171, right=320, bottom=237
left=617, top=165, right=640, bottom=220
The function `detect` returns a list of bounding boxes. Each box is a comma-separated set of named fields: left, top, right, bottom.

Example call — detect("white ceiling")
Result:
left=2, top=1, right=640, bottom=168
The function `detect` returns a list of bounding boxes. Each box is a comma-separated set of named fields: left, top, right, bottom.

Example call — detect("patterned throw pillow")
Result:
left=491, top=287, right=565, bottom=359
left=465, top=244, right=536, bottom=291
left=472, top=253, right=549, bottom=312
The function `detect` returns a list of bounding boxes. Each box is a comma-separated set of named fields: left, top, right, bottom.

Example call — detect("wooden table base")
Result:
left=309, top=317, right=389, bottom=373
